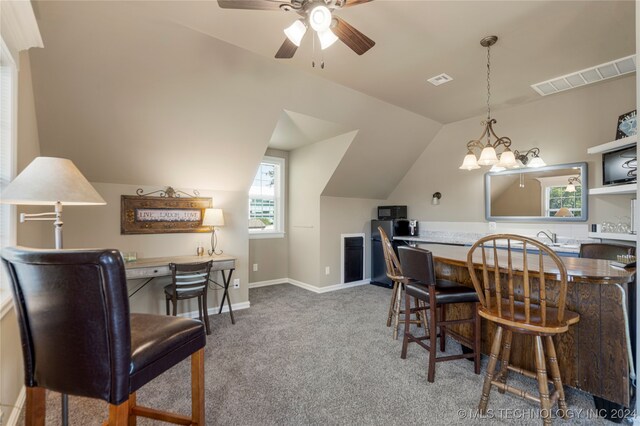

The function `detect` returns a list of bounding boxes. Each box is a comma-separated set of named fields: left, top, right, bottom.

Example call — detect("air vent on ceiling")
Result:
left=531, top=55, right=636, bottom=96
left=427, top=73, right=453, bottom=86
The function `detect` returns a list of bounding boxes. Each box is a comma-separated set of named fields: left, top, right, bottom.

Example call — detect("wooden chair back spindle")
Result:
left=379, top=227, right=403, bottom=280
left=467, top=234, right=569, bottom=330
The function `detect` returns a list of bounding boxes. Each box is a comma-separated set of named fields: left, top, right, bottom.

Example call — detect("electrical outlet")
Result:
left=233, top=278, right=240, bottom=289
left=253, top=263, right=258, bottom=272
left=325, top=266, right=330, bottom=275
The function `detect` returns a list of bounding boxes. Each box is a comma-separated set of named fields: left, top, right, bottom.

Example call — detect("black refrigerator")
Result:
left=371, top=220, right=409, bottom=288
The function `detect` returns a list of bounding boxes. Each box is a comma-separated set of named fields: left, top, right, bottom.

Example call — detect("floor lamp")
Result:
left=1, top=156, right=106, bottom=425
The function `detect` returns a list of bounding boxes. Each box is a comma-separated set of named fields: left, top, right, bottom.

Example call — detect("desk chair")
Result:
left=379, top=227, right=428, bottom=339
left=2, top=247, right=206, bottom=426
left=579, top=243, right=635, bottom=261
left=165, top=260, right=213, bottom=335
left=467, top=235, right=580, bottom=425
left=398, top=245, right=481, bottom=383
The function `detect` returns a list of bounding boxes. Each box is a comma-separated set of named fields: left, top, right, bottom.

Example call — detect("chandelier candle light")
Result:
left=459, top=36, right=545, bottom=172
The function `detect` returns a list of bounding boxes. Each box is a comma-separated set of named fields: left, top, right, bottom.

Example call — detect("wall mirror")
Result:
left=485, top=162, right=588, bottom=222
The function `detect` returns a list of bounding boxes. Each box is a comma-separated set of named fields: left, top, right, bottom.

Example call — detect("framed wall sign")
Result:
left=121, top=187, right=213, bottom=234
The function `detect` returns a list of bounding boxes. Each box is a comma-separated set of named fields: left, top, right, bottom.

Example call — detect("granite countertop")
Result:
left=393, top=231, right=591, bottom=254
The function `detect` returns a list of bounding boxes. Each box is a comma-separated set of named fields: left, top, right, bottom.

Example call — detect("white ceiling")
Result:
left=125, top=0, right=636, bottom=124
left=269, top=110, right=354, bottom=150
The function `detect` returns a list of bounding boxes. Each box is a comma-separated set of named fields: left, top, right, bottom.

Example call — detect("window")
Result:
left=0, top=38, right=17, bottom=310
left=249, top=156, right=285, bottom=238
left=545, top=185, right=582, bottom=217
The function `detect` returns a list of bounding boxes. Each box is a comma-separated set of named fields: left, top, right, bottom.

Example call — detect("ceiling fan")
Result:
left=217, top=0, right=375, bottom=59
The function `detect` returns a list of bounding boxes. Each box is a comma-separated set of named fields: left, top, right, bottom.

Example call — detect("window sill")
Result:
left=249, top=232, right=285, bottom=240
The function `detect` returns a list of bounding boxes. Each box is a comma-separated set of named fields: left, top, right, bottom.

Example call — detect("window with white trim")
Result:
left=545, top=185, right=582, bottom=217
left=249, top=156, right=285, bottom=238
left=0, top=38, right=17, bottom=306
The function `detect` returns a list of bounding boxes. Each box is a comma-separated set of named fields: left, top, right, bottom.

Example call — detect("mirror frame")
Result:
left=484, top=162, right=588, bottom=222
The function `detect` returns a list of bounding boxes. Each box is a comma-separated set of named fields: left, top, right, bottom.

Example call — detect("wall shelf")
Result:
left=588, top=183, right=637, bottom=195
left=587, top=134, right=637, bottom=155
left=588, top=232, right=637, bottom=242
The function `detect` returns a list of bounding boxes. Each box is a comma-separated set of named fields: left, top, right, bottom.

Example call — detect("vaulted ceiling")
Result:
left=26, top=0, right=635, bottom=199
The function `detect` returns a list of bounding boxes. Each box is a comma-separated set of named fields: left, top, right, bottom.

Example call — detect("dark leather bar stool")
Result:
left=165, top=261, right=213, bottom=335
left=2, top=247, right=207, bottom=426
left=398, top=245, right=481, bottom=383
left=579, top=243, right=635, bottom=261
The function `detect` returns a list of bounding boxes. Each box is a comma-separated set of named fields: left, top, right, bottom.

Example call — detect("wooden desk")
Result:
left=417, top=244, right=635, bottom=407
left=125, top=254, right=237, bottom=324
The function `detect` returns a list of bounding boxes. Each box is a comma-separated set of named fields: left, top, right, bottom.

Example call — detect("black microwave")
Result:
left=378, top=205, right=407, bottom=220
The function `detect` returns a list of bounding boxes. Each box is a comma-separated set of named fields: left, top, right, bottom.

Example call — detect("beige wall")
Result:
left=62, top=182, right=249, bottom=315
left=319, top=197, right=383, bottom=286
left=1, top=52, right=46, bottom=425
left=388, top=75, right=636, bottom=225
left=288, top=133, right=354, bottom=286
left=491, top=176, right=542, bottom=217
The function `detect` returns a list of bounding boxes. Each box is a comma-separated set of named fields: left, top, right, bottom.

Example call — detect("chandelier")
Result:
left=459, top=36, right=545, bottom=171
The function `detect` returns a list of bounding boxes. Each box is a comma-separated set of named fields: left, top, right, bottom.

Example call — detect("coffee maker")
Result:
left=409, top=220, right=419, bottom=236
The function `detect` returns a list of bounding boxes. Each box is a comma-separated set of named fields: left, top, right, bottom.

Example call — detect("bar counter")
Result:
left=416, top=243, right=635, bottom=407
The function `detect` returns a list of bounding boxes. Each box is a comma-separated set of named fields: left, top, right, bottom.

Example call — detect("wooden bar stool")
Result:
left=398, top=245, right=481, bottom=383
left=467, top=234, right=580, bottom=425
left=378, top=227, right=428, bottom=339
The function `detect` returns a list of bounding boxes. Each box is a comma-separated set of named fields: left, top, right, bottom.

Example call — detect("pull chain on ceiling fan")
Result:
left=218, top=0, right=376, bottom=59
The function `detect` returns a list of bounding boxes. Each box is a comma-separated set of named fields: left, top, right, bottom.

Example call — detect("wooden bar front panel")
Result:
left=432, top=253, right=632, bottom=407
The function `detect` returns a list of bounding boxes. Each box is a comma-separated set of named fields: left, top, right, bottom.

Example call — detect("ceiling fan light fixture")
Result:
left=284, top=19, right=307, bottom=46
left=309, top=5, right=332, bottom=32
left=317, top=28, right=338, bottom=50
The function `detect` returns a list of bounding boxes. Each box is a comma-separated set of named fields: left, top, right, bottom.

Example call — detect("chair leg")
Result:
left=165, top=297, right=170, bottom=316
left=197, top=296, right=203, bottom=324
left=473, top=303, right=481, bottom=374
left=25, top=387, right=46, bottom=426
left=128, top=393, right=137, bottom=426
left=419, top=299, right=430, bottom=338
left=108, top=399, right=130, bottom=426
left=545, top=335, right=568, bottom=418
left=534, top=336, right=552, bottom=426
left=202, top=293, right=211, bottom=335
left=387, top=280, right=399, bottom=327
left=401, top=291, right=411, bottom=359
left=191, top=348, right=205, bottom=426
left=172, top=297, right=178, bottom=317
left=392, top=282, right=403, bottom=340
left=439, top=306, right=446, bottom=352
left=413, top=297, right=422, bottom=328
left=479, top=325, right=503, bottom=414
left=497, top=329, right=513, bottom=393
left=427, top=292, right=438, bottom=382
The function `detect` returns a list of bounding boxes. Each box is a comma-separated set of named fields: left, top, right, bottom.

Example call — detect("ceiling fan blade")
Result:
left=340, top=0, right=373, bottom=8
left=275, top=38, right=298, bottom=59
left=217, top=0, right=289, bottom=11
left=333, top=17, right=375, bottom=55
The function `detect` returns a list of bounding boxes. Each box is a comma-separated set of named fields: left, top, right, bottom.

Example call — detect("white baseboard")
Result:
left=248, top=278, right=288, bottom=289
left=250, top=278, right=370, bottom=294
left=6, top=386, right=25, bottom=426
left=178, top=301, right=250, bottom=320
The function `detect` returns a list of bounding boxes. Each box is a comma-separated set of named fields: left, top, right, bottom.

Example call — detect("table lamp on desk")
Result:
left=0, top=156, right=105, bottom=426
left=203, top=208, right=224, bottom=256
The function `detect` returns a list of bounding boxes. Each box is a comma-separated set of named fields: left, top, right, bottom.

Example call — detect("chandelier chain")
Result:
left=486, top=43, right=491, bottom=120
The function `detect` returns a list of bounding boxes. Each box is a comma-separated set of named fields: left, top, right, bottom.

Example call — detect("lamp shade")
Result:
left=202, top=208, right=224, bottom=227
left=527, top=156, right=546, bottom=168
left=459, top=153, right=480, bottom=170
left=477, top=146, right=499, bottom=166
left=1, top=157, right=105, bottom=205
left=497, top=149, right=517, bottom=168
left=317, top=29, right=338, bottom=50
left=565, top=184, right=576, bottom=193
left=284, top=20, right=307, bottom=47
left=309, top=5, right=332, bottom=32
left=554, top=207, right=574, bottom=217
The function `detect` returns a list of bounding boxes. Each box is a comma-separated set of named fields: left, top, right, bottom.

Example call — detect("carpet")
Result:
left=18, top=283, right=614, bottom=425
